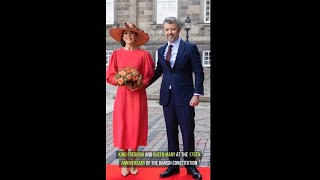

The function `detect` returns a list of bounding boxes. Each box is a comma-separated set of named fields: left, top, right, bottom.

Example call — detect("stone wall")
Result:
left=106, top=0, right=211, bottom=64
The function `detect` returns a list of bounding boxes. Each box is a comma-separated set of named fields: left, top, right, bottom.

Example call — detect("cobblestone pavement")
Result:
left=106, top=69, right=211, bottom=167
left=106, top=101, right=210, bottom=167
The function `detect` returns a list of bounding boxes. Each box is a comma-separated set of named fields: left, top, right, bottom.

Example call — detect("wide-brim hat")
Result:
left=109, top=22, right=149, bottom=46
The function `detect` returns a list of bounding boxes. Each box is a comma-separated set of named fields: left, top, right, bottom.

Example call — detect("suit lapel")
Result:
left=173, top=40, right=186, bottom=69
left=159, top=44, right=172, bottom=70
left=159, top=45, right=166, bottom=62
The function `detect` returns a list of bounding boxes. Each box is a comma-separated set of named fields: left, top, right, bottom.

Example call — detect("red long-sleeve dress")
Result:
left=106, top=48, right=155, bottom=149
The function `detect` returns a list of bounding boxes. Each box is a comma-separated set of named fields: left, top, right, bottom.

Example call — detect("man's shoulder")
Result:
left=158, top=43, right=167, bottom=50
left=180, top=40, right=197, bottom=47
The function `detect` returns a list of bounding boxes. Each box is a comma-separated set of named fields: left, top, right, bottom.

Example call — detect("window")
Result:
left=203, top=51, right=211, bottom=67
left=204, top=0, right=210, bottom=23
left=106, top=0, right=114, bottom=24
left=106, top=50, right=113, bottom=66
left=157, top=0, right=178, bottom=24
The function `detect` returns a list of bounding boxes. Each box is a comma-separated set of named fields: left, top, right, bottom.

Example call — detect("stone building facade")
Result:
left=106, top=0, right=211, bottom=69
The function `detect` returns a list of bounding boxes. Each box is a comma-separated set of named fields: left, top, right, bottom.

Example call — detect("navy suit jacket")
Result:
left=148, top=40, right=204, bottom=106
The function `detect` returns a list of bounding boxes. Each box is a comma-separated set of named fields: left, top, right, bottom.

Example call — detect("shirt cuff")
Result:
left=193, top=93, right=203, bottom=96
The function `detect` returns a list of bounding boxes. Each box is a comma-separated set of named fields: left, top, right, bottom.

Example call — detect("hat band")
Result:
left=124, top=22, right=145, bottom=33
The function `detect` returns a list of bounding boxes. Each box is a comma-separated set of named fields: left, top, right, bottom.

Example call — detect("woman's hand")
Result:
left=125, top=83, right=134, bottom=91
left=130, top=74, right=143, bottom=91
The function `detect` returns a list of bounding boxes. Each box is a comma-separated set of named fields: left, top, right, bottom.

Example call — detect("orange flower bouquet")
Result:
left=115, top=67, right=142, bottom=91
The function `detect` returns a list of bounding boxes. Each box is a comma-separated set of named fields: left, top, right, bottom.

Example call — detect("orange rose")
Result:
left=126, top=68, right=134, bottom=73
left=126, top=74, right=132, bottom=80
left=132, top=75, right=138, bottom=81
left=119, top=70, right=126, bottom=76
left=117, top=78, right=124, bottom=85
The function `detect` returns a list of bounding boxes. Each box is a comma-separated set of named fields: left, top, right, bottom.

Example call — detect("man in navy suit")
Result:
left=148, top=17, right=204, bottom=180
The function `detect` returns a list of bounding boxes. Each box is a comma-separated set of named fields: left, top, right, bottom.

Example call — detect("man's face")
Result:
left=163, top=22, right=181, bottom=43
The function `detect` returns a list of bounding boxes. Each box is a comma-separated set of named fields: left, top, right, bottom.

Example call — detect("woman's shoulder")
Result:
left=112, top=48, right=123, bottom=53
left=109, top=49, right=118, bottom=55
left=111, top=48, right=129, bottom=55
left=136, top=48, right=151, bottom=55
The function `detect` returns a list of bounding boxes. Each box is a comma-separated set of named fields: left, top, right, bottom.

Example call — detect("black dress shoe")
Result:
left=187, top=167, right=202, bottom=180
left=160, top=167, right=180, bottom=178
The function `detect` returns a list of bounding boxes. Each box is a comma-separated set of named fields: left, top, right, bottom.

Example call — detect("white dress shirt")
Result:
left=164, top=38, right=181, bottom=69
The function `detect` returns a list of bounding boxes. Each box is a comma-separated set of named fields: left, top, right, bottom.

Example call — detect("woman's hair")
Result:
left=163, top=17, right=183, bottom=30
left=120, top=30, right=138, bottom=47
left=120, top=39, right=126, bottom=47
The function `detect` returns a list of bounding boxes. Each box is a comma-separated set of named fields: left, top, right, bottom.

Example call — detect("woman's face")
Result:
left=122, top=31, right=137, bottom=45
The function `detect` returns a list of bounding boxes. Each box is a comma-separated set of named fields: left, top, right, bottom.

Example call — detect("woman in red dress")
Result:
left=106, top=22, right=155, bottom=176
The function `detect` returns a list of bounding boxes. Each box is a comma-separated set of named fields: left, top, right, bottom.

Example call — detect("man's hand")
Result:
left=189, top=95, right=200, bottom=107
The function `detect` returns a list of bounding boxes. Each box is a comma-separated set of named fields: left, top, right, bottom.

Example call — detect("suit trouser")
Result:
left=163, top=90, right=196, bottom=167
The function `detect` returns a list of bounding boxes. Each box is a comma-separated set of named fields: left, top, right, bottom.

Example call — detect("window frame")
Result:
left=106, top=50, right=113, bottom=66
left=156, top=0, right=178, bottom=24
left=202, top=50, right=211, bottom=67
left=204, top=0, right=210, bottom=23
left=106, top=0, right=114, bottom=25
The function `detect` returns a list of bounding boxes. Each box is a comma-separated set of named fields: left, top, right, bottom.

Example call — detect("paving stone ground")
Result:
left=106, top=69, right=211, bottom=167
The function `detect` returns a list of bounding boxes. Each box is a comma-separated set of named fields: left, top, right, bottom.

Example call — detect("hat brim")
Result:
left=109, top=28, right=149, bottom=46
